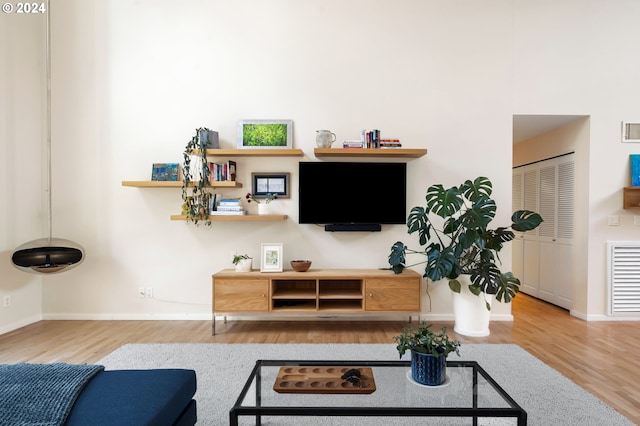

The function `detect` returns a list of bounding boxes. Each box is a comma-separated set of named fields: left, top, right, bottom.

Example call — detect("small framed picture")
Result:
left=252, top=173, right=290, bottom=198
left=261, top=243, right=283, bottom=272
left=237, top=120, right=293, bottom=149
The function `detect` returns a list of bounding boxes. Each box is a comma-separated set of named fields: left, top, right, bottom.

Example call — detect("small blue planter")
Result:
left=411, top=350, right=446, bottom=386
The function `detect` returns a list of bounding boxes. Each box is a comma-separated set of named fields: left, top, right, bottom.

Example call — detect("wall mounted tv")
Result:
left=298, top=161, right=407, bottom=232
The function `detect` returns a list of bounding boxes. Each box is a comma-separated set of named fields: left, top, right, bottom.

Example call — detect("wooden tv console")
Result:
left=211, top=268, right=421, bottom=335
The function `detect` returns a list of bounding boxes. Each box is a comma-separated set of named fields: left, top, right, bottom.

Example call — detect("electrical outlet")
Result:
left=137, top=287, right=145, bottom=298
left=608, top=215, right=620, bottom=226
left=3, top=295, right=10, bottom=307
left=145, top=287, right=153, bottom=298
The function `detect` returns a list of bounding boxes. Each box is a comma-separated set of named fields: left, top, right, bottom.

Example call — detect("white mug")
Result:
left=316, top=130, right=336, bottom=148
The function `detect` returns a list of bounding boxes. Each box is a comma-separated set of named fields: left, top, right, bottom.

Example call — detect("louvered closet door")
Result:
left=517, top=164, right=540, bottom=297
left=555, top=158, right=575, bottom=308
left=513, top=154, right=574, bottom=308
left=538, top=163, right=557, bottom=302
left=512, top=171, right=524, bottom=287
left=523, top=166, right=540, bottom=297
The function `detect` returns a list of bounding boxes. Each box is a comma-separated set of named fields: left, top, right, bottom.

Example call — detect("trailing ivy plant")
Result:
left=388, top=176, right=543, bottom=309
left=181, top=127, right=213, bottom=226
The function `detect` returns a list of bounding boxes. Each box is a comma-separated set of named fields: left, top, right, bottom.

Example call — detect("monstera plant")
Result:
left=388, top=176, right=543, bottom=309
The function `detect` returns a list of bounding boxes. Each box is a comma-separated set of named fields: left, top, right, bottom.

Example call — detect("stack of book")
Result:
left=379, top=139, right=402, bottom=148
left=212, top=198, right=246, bottom=215
left=208, top=160, right=237, bottom=182
left=342, top=140, right=364, bottom=149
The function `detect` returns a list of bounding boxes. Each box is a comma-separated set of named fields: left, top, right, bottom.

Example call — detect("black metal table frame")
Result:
left=229, top=359, right=527, bottom=426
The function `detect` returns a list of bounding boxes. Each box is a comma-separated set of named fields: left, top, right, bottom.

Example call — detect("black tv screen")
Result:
left=298, top=162, right=407, bottom=227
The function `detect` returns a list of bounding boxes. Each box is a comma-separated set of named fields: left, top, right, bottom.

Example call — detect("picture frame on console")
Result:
left=261, top=243, right=283, bottom=272
left=237, top=120, right=293, bottom=149
left=252, top=173, right=290, bottom=198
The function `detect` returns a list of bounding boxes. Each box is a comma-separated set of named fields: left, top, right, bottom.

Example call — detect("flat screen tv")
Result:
left=298, top=161, right=407, bottom=231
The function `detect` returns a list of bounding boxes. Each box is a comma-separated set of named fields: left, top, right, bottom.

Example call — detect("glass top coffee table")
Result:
left=230, top=359, right=527, bottom=425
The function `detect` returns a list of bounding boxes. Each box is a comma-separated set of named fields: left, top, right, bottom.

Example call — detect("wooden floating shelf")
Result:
left=170, top=214, right=288, bottom=221
left=623, top=187, right=640, bottom=209
left=122, top=181, right=242, bottom=188
left=190, top=148, right=304, bottom=157
left=314, top=148, right=427, bottom=158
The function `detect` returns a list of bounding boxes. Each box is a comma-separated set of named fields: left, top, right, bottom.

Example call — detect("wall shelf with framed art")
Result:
left=624, top=155, right=640, bottom=209
left=122, top=148, right=302, bottom=221
left=121, top=180, right=243, bottom=188
left=193, top=148, right=303, bottom=157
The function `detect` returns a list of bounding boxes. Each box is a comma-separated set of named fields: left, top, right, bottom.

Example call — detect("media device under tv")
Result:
left=298, top=162, right=407, bottom=232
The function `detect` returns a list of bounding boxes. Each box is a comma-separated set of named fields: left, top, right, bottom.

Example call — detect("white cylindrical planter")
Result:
left=235, top=258, right=252, bottom=272
left=452, top=276, right=493, bottom=337
left=258, top=203, right=269, bottom=215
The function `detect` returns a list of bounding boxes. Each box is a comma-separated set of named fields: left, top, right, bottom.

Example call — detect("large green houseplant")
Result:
left=388, top=177, right=542, bottom=333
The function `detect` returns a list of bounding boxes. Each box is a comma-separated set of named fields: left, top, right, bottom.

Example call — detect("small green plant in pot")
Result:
left=233, top=254, right=252, bottom=272
left=394, top=322, right=460, bottom=386
left=388, top=177, right=543, bottom=336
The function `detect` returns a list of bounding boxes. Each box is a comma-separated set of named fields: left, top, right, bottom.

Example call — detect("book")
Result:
left=216, top=206, right=244, bottom=211
left=208, top=161, right=238, bottom=181
left=151, top=163, right=179, bottom=181
left=210, top=210, right=246, bottom=215
left=227, top=160, right=237, bottom=181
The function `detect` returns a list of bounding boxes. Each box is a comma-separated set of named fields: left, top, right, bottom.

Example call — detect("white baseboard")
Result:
left=0, top=314, right=42, bottom=335
left=419, top=314, right=514, bottom=322
left=42, top=313, right=212, bottom=321
left=571, top=310, right=640, bottom=321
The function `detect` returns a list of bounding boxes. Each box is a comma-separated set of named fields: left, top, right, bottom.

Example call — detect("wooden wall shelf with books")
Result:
left=314, top=148, right=427, bottom=158
left=122, top=180, right=242, bottom=188
left=169, top=214, right=288, bottom=221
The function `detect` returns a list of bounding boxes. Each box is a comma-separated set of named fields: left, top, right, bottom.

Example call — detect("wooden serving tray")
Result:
left=273, top=366, right=376, bottom=394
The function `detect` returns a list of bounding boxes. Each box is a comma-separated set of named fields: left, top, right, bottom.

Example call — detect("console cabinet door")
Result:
left=364, top=277, right=420, bottom=311
left=214, top=279, right=269, bottom=311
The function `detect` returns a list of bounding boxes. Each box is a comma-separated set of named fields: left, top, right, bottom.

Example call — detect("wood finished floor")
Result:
left=0, top=294, right=638, bottom=424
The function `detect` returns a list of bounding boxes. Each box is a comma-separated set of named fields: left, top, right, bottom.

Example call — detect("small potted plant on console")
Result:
left=394, top=322, right=460, bottom=386
left=232, top=254, right=253, bottom=272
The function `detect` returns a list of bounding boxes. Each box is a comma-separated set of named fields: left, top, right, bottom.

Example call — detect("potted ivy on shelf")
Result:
left=394, top=322, right=460, bottom=386
left=182, top=127, right=214, bottom=226
left=388, top=176, right=543, bottom=337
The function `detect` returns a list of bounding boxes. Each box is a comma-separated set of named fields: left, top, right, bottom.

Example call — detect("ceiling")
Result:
left=513, top=115, right=587, bottom=144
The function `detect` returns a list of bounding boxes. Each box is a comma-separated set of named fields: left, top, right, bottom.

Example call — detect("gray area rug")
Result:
left=98, top=343, right=632, bottom=425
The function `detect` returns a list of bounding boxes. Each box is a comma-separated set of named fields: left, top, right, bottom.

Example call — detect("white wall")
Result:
left=4, top=0, right=640, bottom=331
left=513, top=0, right=640, bottom=320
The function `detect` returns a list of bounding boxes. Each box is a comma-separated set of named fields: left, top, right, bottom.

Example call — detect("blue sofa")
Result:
left=65, top=369, right=197, bottom=426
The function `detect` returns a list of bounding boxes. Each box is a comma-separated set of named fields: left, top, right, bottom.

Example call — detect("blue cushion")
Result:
left=65, top=369, right=196, bottom=426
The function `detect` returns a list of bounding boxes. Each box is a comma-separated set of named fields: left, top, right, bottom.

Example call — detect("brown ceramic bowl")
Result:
left=290, top=260, right=312, bottom=272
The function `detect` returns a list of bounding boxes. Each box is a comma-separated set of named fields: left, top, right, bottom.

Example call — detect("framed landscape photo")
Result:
left=237, top=120, right=293, bottom=149
left=251, top=172, right=290, bottom=198
left=261, top=243, right=283, bottom=272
